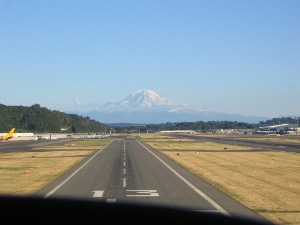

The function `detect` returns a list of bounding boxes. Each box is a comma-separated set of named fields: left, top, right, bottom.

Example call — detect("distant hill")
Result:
left=0, top=103, right=108, bottom=133
left=70, top=89, right=269, bottom=124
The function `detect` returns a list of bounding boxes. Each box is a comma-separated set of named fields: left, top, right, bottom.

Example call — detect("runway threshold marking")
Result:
left=107, top=199, right=117, bottom=203
left=126, top=190, right=159, bottom=197
left=192, top=209, right=224, bottom=214
left=43, top=141, right=113, bottom=198
left=137, top=140, right=230, bottom=216
left=93, top=191, right=104, bottom=198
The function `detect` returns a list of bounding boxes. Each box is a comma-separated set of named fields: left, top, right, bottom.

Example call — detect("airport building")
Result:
left=254, top=123, right=299, bottom=135
left=158, top=130, right=196, bottom=134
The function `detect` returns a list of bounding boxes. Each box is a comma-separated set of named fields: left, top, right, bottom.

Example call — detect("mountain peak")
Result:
left=93, top=89, right=202, bottom=113
left=132, top=89, right=161, bottom=96
left=118, top=89, right=173, bottom=111
left=71, top=89, right=268, bottom=123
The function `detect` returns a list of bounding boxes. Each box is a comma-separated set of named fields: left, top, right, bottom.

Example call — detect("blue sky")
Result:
left=0, top=0, right=299, bottom=119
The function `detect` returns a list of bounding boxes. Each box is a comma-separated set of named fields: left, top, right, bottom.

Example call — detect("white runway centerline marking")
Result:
left=123, top=178, right=127, bottom=188
left=123, top=141, right=127, bottom=188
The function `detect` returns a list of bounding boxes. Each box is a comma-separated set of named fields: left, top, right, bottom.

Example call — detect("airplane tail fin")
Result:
left=8, top=128, right=15, bottom=135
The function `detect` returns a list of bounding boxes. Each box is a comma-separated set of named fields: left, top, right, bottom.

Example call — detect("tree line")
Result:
left=113, top=117, right=300, bottom=133
left=1, top=103, right=298, bottom=133
left=117, top=121, right=258, bottom=133
left=0, top=103, right=108, bottom=133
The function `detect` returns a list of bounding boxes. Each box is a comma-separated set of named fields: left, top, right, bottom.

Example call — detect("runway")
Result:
left=34, top=138, right=268, bottom=222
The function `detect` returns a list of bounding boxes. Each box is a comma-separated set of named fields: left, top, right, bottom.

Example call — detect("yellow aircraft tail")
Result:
left=1, top=128, right=16, bottom=141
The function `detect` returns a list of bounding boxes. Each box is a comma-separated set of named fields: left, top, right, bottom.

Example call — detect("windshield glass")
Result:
left=0, top=1, right=299, bottom=225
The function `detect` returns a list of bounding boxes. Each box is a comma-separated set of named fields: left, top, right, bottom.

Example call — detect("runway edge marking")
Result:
left=43, top=140, right=114, bottom=198
left=137, top=140, right=230, bottom=216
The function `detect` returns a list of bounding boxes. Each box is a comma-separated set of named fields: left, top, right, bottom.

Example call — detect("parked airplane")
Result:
left=1, top=128, right=16, bottom=141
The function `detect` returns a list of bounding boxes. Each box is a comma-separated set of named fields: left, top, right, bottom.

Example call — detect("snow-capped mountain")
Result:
left=68, top=89, right=268, bottom=124
left=98, top=89, right=202, bottom=113
left=118, top=89, right=173, bottom=110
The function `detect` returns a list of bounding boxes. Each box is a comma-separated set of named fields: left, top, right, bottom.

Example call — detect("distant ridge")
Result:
left=69, top=89, right=269, bottom=124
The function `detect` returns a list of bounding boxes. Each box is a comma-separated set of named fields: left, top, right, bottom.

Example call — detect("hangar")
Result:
left=254, top=123, right=299, bottom=135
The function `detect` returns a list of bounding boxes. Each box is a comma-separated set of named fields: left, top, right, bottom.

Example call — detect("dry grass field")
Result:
left=0, top=139, right=113, bottom=195
left=195, top=133, right=300, bottom=144
left=141, top=134, right=300, bottom=225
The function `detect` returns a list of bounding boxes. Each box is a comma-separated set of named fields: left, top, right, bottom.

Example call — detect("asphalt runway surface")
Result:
left=1, top=137, right=273, bottom=223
